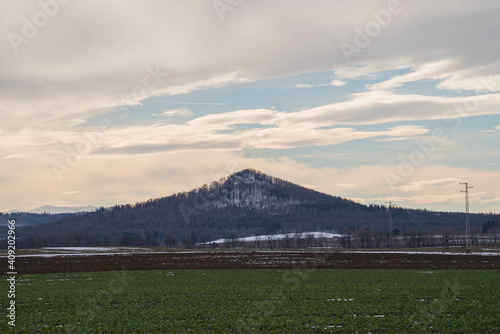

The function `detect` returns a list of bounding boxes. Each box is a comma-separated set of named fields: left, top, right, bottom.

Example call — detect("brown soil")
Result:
left=3, top=251, right=500, bottom=275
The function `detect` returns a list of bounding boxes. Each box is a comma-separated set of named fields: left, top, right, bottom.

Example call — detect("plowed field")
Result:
left=4, top=251, right=500, bottom=275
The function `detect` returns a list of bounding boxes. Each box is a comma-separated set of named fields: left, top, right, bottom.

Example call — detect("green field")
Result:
left=2, top=269, right=499, bottom=333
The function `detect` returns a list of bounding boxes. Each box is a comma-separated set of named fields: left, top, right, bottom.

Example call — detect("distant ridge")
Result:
left=29, top=205, right=100, bottom=214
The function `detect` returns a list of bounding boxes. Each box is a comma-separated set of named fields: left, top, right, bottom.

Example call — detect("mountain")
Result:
left=29, top=205, right=100, bottom=214
left=180, top=168, right=363, bottom=219
left=13, top=169, right=499, bottom=248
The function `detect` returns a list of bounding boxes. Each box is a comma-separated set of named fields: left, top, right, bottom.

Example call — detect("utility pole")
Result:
left=355, top=226, right=358, bottom=249
left=385, top=201, right=393, bottom=248
left=460, top=182, right=473, bottom=253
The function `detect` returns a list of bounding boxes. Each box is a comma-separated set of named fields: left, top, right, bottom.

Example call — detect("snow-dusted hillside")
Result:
left=198, top=169, right=321, bottom=214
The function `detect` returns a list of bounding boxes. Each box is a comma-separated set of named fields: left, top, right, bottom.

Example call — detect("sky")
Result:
left=1, top=0, right=500, bottom=213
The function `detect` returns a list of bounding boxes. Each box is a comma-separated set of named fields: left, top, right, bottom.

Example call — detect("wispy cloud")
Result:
left=335, top=183, right=358, bottom=189
left=160, top=109, right=194, bottom=118
left=296, top=79, right=346, bottom=88
left=147, top=101, right=229, bottom=106
left=296, top=84, right=316, bottom=88
left=480, top=197, right=500, bottom=203
left=398, top=178, right=461, bottom=192
left=2, top=1, right=500, bottom=126
left=330, top=79, right=347, bottom=87
left=61, top=191, right=79, bottom=195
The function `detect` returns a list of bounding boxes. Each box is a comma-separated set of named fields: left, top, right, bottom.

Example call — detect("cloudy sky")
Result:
left=1, top=0, right=500, bottom=213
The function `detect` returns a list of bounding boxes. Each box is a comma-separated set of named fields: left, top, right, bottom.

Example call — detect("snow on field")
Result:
left=43, top=247, right=114, bottom=251
left=344, top=250, right=500, bottom=256
left=0, top=247, right=158, bottom=258
left=7, top=250, right=497, bottom=258
left=207, top=232, right=343, bottom=244
left=14, top=253, right=136, bottom=258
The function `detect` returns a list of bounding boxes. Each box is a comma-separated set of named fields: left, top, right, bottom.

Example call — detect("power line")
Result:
left=460, top=182, right=473, bottom=253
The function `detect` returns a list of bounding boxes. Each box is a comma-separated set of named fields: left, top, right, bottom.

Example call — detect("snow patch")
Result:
left=344, top=250, right=500, bottom=256
left=207, top=232, right=343, bottom=244
left=43, top=247, right=113, bottom=251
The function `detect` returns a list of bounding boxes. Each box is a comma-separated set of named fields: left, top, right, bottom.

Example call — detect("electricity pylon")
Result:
left=385, top=201, right=393, bottom=248
left=460, top=182, right=473, bottom=253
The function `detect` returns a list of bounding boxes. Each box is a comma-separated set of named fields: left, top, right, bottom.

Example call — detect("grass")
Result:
left=1, top=269, right=499, bottom=333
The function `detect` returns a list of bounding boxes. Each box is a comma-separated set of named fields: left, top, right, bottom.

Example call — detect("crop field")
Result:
left=1, top=269, right=499, bottom=333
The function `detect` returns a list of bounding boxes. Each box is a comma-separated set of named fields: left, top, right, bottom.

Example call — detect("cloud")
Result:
left=366, top=60, right=453, bottom=91
left=398, top=178, right=461, bottom=192
left=160, top=109, right=194, bottom=118
left=335, top=183, right=358, bottom=189
left=147, top=101, right=228, bottom=106
left=2, top=0, right=500, bottom=128
left=296, top=79, right=346, bottom=88
left=330, top=80, right=347, bottom=87
left=296, top=84, right=315, bottom=88
left=1, top=97, right=436, bottom=157
left=480, top=196, right=500, bottom=203
left=87, top=115, right=429, bottom=155
left=379, top=194, right=465, bottom=204
left=3, top=153, right=45, bottom=159
left=384, top=126, right=429, bottom=137
left=2, top=1, right=500, bottom=213
left=61, top=191, right=79, bottom=195
left=291, top=90, right=500, bottom=126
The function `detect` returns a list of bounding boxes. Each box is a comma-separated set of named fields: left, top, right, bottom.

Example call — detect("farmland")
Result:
left=3, top=248, right=500, bottom=275
left=1, top=268, right=499, bottom=333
